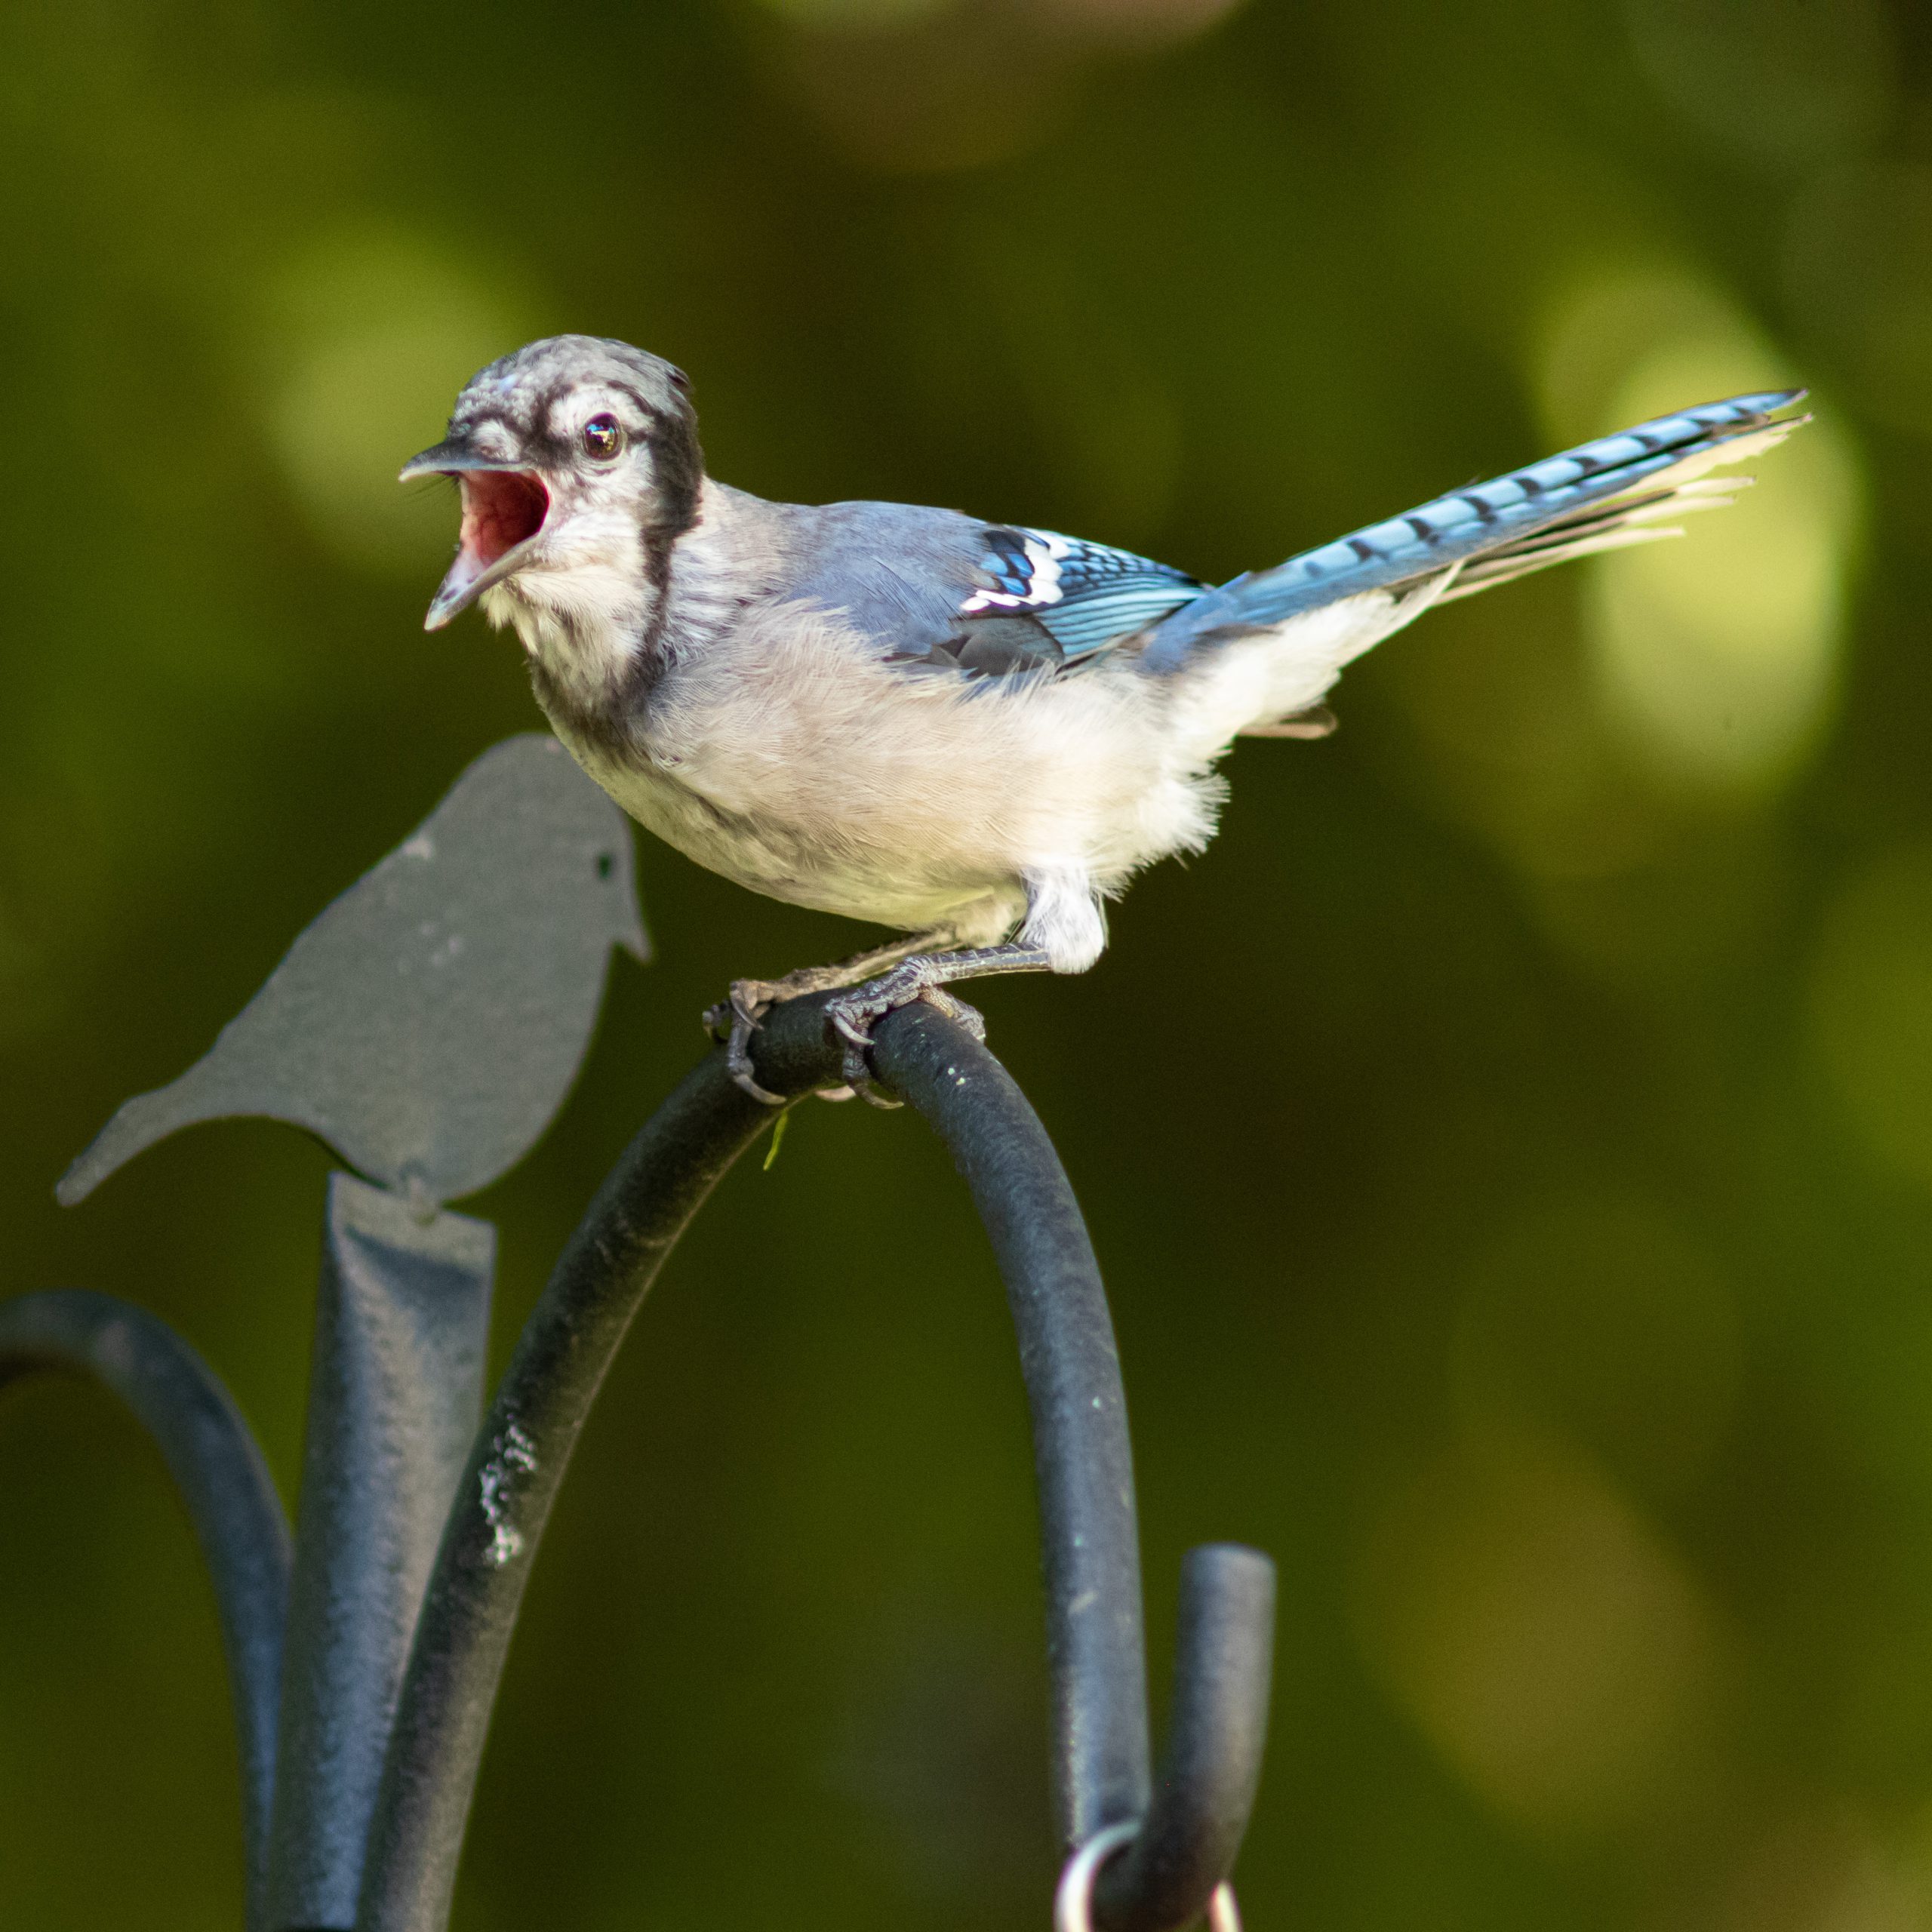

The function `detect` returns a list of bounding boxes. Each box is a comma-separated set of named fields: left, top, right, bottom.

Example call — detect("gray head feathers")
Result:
left=402, top=336, right=708, bottom=678
left=445, top=334, right=697, bottom=469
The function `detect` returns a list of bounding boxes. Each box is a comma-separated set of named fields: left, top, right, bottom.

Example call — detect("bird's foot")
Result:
left=702, top=969, right=921, bottom=1106
left=702, top=979, right=792, bottom=1106
left=705, top=938, right=1043, bottom=1107
left=825, top=963, right=989, bottom=1109
left=703, top=933, right=962, bottom=1106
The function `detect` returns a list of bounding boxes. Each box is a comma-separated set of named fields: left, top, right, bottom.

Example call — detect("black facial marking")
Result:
left=594, top=399, right=704, bottom=718
left=641, top=405, right=703, bottom=546
left=520, top=395, right=582, bottom=472
left=528, top=619, right=670, bottom=759
left=452, top=339, right=711, bottom=734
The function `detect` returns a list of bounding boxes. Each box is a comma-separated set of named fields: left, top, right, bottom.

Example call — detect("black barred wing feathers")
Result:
left=961, top=527, right=1204, bottom=665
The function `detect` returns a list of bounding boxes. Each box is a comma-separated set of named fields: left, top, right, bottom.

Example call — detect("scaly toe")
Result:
left=839, top=1038, right=903, bottom=1109
left=726, top=1023, right=785, bottom=1106
left=716, top=987, right=785, bottom=1107
left=823, top=989, right=903, bottom=1108
left=918, top=988, right=986, bottom=1041
left=705, top=979, right=775, bottom=1043
left=832, top=1006, right=877, bottom=1050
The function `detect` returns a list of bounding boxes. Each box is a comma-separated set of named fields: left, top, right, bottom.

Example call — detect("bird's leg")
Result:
left=704, top=929, right=958, bottom=1105
left=825, top=943, right=1054, bottom=1107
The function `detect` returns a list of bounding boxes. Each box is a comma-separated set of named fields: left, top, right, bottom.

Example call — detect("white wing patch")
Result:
left=961, top=531, right=1074, bottom=613
left=958, top=526, right=1204, bottom=664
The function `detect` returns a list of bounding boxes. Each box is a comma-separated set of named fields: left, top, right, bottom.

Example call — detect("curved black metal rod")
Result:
left=869, top=1005, right=1152, bottom=1836
left=0, top=1287, right=292, bottom=1932
left=1091, top=1546, right=1275, bottom=1932
left=870, top=1007, right=1275, bottom=1929
left=357, top=995, right=1272, bottom=1932
left=354, top=993, right=848, bottom=1932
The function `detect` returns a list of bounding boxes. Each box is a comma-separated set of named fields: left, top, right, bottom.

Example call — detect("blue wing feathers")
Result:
left=940, top=389, right=1804, bottom=680
left=1040, top=581, right=1214, bottom=655
left=958, top=527, right=1203, bottom=666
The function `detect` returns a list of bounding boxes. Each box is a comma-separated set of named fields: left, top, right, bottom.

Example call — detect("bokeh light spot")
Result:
left=1676, top=1810, right=1925, bottom=1932
left=258, top=226, right=531, bottom=577
left=752, top=0, right=958, bottom=31
left=1026, top=0, right=1247, bottom=48
left=1355, top=1437, right=1725, bottom=1839
left=1383, top=263, right=1856, bottom=977
left=1540, top=269, right=1862, bottom=792
left=761, top=8, right=1074, bottom=173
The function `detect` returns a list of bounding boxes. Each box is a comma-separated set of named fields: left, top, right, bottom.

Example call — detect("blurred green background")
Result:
left=1, top=0, right=1927, bottom=1926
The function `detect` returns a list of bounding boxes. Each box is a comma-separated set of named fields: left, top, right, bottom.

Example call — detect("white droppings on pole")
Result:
left=478, top=1420, right=539, bottom=1566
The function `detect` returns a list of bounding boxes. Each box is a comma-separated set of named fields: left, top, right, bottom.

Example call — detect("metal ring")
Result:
left=1053, top=1821, right=1244, bottom=1932
left=1054, top=1823, right=1139, bottom=1932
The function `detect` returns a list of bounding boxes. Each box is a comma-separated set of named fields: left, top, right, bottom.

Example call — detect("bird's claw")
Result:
left=707, top=955, right=990, bottom=1109
left=937, top=991, right=989, bottom=1042
left=703, top=980, right=786, bottom=1106
left=824, top=968, right=987, bottom=1108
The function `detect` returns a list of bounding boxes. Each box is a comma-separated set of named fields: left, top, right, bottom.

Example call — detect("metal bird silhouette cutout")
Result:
left=59, top=736, right=648, bottom=1211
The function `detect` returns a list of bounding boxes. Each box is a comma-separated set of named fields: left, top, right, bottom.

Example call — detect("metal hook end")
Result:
left=1088, top=1543, right=1275, bottom=1932
left=1057, top=1823, right=1243, bottom=1932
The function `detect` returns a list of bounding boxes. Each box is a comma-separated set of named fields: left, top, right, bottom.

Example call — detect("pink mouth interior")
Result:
left=459, top=471, right=549, bottom=571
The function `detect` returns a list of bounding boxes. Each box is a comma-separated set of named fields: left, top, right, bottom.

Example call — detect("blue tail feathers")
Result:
left=1142, top=389, right=1806, bottom=666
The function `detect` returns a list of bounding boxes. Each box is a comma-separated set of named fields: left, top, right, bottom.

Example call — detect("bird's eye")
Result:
left=582, top=414, right=624, bottom=460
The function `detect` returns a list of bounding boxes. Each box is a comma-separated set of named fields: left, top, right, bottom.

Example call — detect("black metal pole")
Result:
left=353, top=992, right=848, bottom=1932
left=356, top=992, right=1272, bottom=1932
left=866, top=1002, right=1152, bottom=1845
left=266, top=1176, right=495, bottom=1931
left=1090, top=1545, right=1275, bottom=1932
left=0, top=1288, right=292, bottom=1932
left=869, top=1008, right=1275, bottom=1932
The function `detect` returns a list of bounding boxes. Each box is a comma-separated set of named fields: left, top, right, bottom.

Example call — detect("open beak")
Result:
left=401, top=438, right=552, bottom=631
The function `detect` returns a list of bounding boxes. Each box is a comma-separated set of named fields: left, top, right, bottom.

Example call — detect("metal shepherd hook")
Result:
left=2, top=738, right=1275, bottom=1932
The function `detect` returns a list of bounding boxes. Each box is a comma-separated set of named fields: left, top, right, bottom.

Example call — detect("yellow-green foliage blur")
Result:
left=2, top=1, right=1927, bottom=1928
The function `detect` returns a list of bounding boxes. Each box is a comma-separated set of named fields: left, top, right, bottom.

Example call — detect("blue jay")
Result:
left=402, top=336, right=1805, bottom=1103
